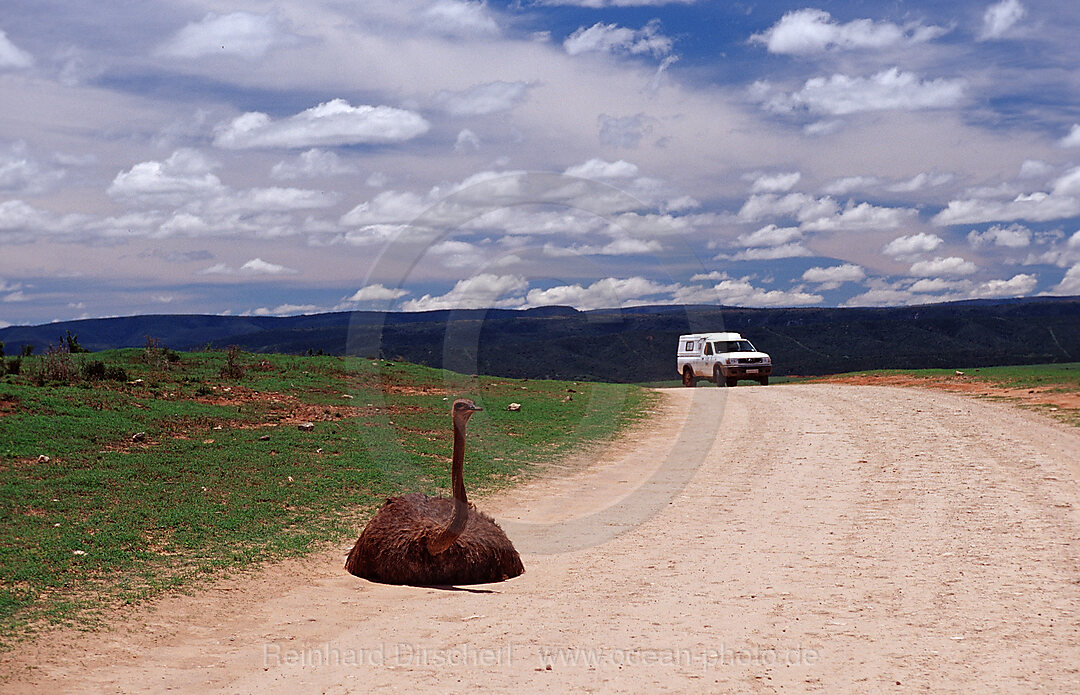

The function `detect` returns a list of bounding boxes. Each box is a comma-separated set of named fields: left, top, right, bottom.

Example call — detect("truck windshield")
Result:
left=717, top=340, right=755, bottom=353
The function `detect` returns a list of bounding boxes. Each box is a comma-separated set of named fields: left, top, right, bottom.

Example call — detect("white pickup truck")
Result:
left=677, top=332, right=773, bottom=387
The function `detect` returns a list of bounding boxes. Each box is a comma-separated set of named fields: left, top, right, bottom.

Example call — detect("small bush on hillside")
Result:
left=143, top=336, right=181, bottom=370
left=27, top=343, right=77, bottom=386
left=219, top=345, right=246, bottom=379
left=80, top=360, right=128, bottom=382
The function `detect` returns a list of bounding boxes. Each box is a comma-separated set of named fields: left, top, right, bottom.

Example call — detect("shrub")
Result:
left=80, top=360, right=128, bottom=382
left=219, top=345, right=246, bottom=379
left=5, top=358, right=20, bottom=375
left=63, top=331, right=89, bottom=354
left=143, top=336, right=181, bottom=370
left=28, top=343, right=77, bottom=386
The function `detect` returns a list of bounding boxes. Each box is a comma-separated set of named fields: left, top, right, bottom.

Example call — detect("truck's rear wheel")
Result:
left=682, top=367, right=696, bottom=387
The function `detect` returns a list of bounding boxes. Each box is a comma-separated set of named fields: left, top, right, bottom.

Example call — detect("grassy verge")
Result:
left=0, top=348, right=655, bottom=646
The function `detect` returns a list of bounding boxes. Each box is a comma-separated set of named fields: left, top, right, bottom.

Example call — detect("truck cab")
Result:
left=676, top=332, right=772, bottom=387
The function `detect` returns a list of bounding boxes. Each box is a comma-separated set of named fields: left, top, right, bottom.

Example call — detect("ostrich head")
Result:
left=452, top=398, right=482, bottom=425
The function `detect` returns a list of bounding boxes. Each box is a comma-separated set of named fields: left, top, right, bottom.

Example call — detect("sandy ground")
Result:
left=3, top=383, right=1079, bottom=694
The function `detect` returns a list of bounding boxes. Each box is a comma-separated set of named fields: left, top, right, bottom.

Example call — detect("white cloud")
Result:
left=539, top=0, right=695, bottom=5
left=158, top=12, right=295, bottom=59
left=564, top=158, right=640, bottom=179
left=214, top=100, right=429, bottom=149
left=822, top=176, right=882, bottom=195
left=967, top=223, right=1032, bottom=248
left=1050, top=263, right=1080, bottom=295
left=933, top=176, right=1080, bottom=225
left=802, top=263, right=866, bottom=290
left=0, top=143, right=65, bottom=194
left=434, top=81, right=529, bottom=115
left=737, top=224, right=802, bottom=248
left=1060, top=124, right=1080, bottom=148
left=343, top=284, right=410, bottom=302
left=543, top=238, right=662, bottom=257
left=725, top=243, right=813, bottom=261
left=422, top=1, right=500, bottom=38
left=270, top=149, right=358, bottom=180
left=909, top=256, right=977, bottom=277
left=340, top=190, right=429, bottom=226
left=1019, top=159, right=1053, bottom=178
left=454, top=129, right=481, bottom=153
left=707, top=277, right=822, bottom=307
left=883, top=232, right=944, bottom=257
left=751, top=8, right=947, bottom=55
left=198, top=257, right=298, bottom=275
left=750, top=171, right=801, bottom=193
left=251, top=303, right=321, bottom=316
left=886, top=172, right=953, bottom=192
left=760, top=68, right=965, bottom=116
left=801, top=200, right=917, bottom=232
left=978, top=0, right=1026, bottom=41
left=108, top=149, right=223, bottom=203
left=401, top=273, right=527, bottom=311
left=564, top=20, right=673, bottom=57
left=0, top=29, right=34, bottom=69
left=524, top=276, right=673, bottom=309
left=971, top=273, right=1037, bottom=298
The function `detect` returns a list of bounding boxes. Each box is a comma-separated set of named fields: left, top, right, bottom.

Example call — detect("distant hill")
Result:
left=2, top=297, right=1078, bottom=381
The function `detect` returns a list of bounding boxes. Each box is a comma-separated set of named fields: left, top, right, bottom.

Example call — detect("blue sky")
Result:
left=2, top=0, right=1080, bottom=325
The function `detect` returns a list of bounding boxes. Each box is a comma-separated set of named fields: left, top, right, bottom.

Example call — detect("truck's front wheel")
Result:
left=759, top=376, right=769, bottom=386
left=682, top=367, right=696, bottom=387
left=714, top=365, right=724, bottom=386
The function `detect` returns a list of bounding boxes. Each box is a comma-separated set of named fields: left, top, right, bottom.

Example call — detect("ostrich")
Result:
left=344, top=398, right=524, bottom=585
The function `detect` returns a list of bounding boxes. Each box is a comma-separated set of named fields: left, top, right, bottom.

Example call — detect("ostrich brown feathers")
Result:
left=344, top=399, right=524, bottom=586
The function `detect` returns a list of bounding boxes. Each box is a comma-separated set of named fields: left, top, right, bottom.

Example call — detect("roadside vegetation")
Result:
left=0, top=341, right=655, bottom=646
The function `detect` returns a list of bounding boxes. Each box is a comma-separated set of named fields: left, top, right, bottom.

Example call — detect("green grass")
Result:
left=0, top=348, right=655, bottom=645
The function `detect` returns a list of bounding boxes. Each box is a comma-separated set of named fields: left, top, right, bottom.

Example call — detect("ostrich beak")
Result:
left=469, top=403, right=483, bottom=412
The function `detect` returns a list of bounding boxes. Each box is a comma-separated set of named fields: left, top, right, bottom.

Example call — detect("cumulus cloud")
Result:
left=821, top=176, right=882, bottom=195
left=707, top=277, right=822, bottom=307
left=750, top=8, right=947, bottom=55
left=909, top=256, right=977, bottom=277
left=564, top=20, right=673, bottom=57
left=1059, top=124, right=1080, bottom=148
left=401, top=273, right=527, bottom=311
left=250, top=303, right=321, bottom=316
left=213, top=100, right=429, bottom=149
left=564, top=158, right=639, bottom=179
left=736, top=224, right=802, bottom=248
left=0, top=142, right=65, bottom=194
left=108, top=149, right=223, bottom=203
left=340, top=190, right=429, bottom=226
left=539, top=0, right=695, bottom=5
left=434, top=81, right=529, bottom=115
left=883, top=232, right=944, bottom=258
left=801, top=200, right=917, bottom=232
left=758, top=68, right=965, bottom=116
left=524, top=276, right=673, bottom=309
left=978, top=0, right=1026, bottom=40
left=971, top=273, right=1037, bottom=298
left=542, top=237, right=662, bottom=257
left=1050, top=263, right=1080, bottom=295
left=750, top=171, right=801, bottom=193
left=270, top=149, right=358, bottom=180
left=454, top=129, right=481, bottom=153
left=802, top=263, right=866, bottom=289
left=0, top=29, right=34, bottom=69
left=724, top=243, right=813, bottom=260
left=967, top=223, right=1032, bottom=248
left=422, top=1, right=500, bottom=38
left=933, top=169, right=1080, bottom=225
left=157, top=12, right=295, bottom=59
left=198, top=257, right=298, bottom=275
left=342, top=283, right=410, bottom=302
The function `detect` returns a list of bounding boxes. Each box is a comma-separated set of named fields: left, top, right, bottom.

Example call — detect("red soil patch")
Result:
left=817, top=373, right=1080, bottom=410
left=192, top=385, right=361, bottom=425
left=0, top=397, right=18, bottom=417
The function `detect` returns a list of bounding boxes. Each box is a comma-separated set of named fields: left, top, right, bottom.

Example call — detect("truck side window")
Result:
left=684, top=341, right=694, bottom=351
left=704, top=343, right=713, bottom=355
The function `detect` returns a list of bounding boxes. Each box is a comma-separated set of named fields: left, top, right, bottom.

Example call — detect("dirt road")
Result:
left=3, top=384, right=1079, bottom=693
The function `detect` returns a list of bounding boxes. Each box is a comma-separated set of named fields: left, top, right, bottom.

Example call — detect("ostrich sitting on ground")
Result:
left=344, top=399, right=524, bottom=585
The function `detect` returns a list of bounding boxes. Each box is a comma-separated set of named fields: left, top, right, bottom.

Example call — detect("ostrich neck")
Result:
left=427, top=418, right=470, bottom=555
